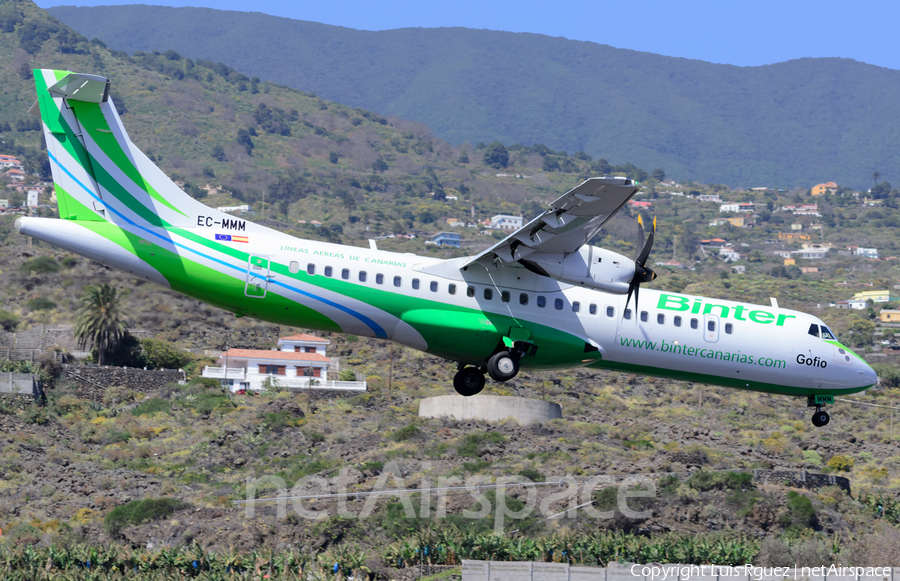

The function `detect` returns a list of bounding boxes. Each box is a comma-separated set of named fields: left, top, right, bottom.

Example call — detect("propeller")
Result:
left=624, top=215, right=658, bottom=316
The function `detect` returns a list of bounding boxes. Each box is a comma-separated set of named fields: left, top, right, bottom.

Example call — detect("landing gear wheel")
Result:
left=487, top=350, right=520, bottom=382
left=811, top=410, right=830, bottom=427
left=453, top=367, right=485, bottom=396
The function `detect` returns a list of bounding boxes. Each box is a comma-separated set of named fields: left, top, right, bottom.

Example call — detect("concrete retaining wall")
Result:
left=0, top=373, right=42, bottom=401
left=462, top=562, right=895, bottom=581
left=419, top=395, right=562, bottom=424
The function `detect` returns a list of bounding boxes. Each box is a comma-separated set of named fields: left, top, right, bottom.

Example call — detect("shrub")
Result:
left=131, top=397, right=171, bottom=416
left=391, top=425, right=421, bottom=442
left=141, top=338, right=191, bottom=369
left=827, top=454, right=854, bottom=472
left=102, top=385, right=138, bottom=408
left=0, top=308, right=19, bottom=331
left=103, top=498, right=188, bottom=536
left=26, top=297, right=56, bottom=311
left=338, top=368, right=357, bottom=381
left=784, top=491, right=816, bottom=528
left=18, top=405, right=49, bottom=425
left=518, top=467, right=545, bottom=482
left=20, top=256, right=59, bottom=274
left=687, top=471, right=753, bottom=491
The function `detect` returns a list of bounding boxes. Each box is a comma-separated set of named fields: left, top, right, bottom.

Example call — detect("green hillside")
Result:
left=48, top=3, right=900, bottom=189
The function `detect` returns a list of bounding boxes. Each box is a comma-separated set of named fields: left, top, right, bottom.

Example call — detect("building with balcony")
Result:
left=201, top=333, right=366, bottom=392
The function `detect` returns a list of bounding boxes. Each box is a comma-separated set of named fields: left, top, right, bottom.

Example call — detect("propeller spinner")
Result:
left=624, top=215, right=658, bottom=315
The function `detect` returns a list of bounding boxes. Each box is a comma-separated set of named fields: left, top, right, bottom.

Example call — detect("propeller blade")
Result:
left=633, top=281, right=640, bottom=314
left=635, top=215, right=645, bottom=262
left=624, top=283, right=634, bottom=315
left=637, top=229, right=654, bottom=267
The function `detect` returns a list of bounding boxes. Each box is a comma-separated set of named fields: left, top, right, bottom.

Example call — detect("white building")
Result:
left=791, top=248, right=828, bottom=260
left=27, top=190, right=39, bottom=207
left=855, top=247, right=879, bottom=259
left=216, top=204, right=250, bottom=213
left=719, top=203, right=740, bottom=213
left=718, top=247, right=740, bottom=262
left=484, top=214, right=523, bottom=231
left=697, top=194, right=722, bottom=203
left=201, top=333, right=366, bottom=392
left=832, top=300, right=867, bottom=310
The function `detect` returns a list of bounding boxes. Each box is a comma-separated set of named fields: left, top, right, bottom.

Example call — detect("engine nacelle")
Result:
left=520, top=246, right=635, bottom=294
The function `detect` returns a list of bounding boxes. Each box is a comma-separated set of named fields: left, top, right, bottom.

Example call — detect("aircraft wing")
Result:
left=464, top=177, right=640, bottom=270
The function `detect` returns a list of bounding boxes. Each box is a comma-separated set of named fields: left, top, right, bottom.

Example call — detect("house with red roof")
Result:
left=201, top=333, right=366, bottom=392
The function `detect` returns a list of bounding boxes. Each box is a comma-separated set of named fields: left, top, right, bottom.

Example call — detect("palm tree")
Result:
left=74, top=283, right=128, bottom=365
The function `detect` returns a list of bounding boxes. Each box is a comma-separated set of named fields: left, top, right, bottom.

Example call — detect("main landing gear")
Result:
left=453, top=347, right=524, bottom=397
left=453, top=365, right=486, bottom=396
left=807, top=395, right=831, bottom=427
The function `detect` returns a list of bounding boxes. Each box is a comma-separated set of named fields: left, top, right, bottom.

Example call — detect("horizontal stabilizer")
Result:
left=48, top=73, right=109, bottom=103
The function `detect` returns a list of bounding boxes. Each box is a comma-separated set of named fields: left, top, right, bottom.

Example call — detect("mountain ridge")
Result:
left=47, top=4, right=900, bottom=189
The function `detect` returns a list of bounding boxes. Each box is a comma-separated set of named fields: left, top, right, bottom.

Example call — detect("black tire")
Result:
left=487, top=350, right=520, bottom=382
left=453, top=367, right=485, bottom=396
left=811, top=411, right=830, bottom=427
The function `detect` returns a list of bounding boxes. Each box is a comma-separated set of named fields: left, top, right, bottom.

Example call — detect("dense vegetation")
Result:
left=49, top=3, right=900, bottom=188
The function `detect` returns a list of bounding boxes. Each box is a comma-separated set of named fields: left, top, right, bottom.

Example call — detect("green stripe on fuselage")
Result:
left=590, top=359, right=873, bottom=396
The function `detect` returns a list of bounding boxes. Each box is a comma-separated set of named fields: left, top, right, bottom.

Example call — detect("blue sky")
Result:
left=37, top=0, right=900, bottom=70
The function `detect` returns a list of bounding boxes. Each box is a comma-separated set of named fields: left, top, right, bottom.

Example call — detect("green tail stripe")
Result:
left=68, top=100, right=186, bottom=217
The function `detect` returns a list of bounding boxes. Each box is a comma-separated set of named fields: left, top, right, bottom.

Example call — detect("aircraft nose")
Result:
left=860, top=361, right=878, bottom=389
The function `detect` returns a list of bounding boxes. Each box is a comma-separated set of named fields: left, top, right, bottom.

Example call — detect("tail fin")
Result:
left=34, top=69, right=203, bottom=228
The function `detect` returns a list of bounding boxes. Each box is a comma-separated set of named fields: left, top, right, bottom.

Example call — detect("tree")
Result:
left=651, top=168, right=666, bottom=182
left=482, top=141, right=509, bottom=169
left=74, top=284, right=129, bottom=366
left=846, top=319, right=876, bottom=347
left=873, top=170, right=881, bottom=185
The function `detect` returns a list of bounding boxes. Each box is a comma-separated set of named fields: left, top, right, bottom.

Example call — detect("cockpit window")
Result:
left=821, top=326, right=837, bottom=340
left=808, top=324, right=819, bottom=338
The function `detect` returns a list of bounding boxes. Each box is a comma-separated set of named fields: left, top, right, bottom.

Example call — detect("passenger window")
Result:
left=589, top=303, right=597, bottom=315
left=341, top=268, right=349, bottom=280
left=359, top=271, right=367, bottom=282
left=555, top=298, right=564, bottom=310
left=467, top=286, right=475, bottom=297
left=376, top=273, right=384, bottom=284
left=324, top=266, right=333, bottom=277
left=501, top=291, right=510, bottom=303
left=691, top=318, right=698, bottom=329
left=484, top=288, right=493, bottom=300
left=289, top=261, right=300, bottom=274
left=821, top=326, right=836, bottom=340
left=307, top=263, right=315, bottom=275
left=708, top=320, right=716, bottom=332
left=537, top=296, right=546, bottom=308
left=808, top=324, right=819, bottom=338
left=605, top=306, right=613, bottom=317
left=448, top=284, right=456, bottom=295
left=430, top=281, right=438, bottom=292
left=394, top=276, right=401, bottom=287
left=412, top=278, right=420, bottom=290
left=674, top=316, right=682, bottom=327
left=725, top=323, right=733, bottom=334
left=657, top=313, right=665, bottom=324
left=520, top=293, right=529, bottom=305
left=640, top=311, right=648, bottom=322
left=624, top=309, right=632, bottom=320
left=572, top=301, right=580, bottom=313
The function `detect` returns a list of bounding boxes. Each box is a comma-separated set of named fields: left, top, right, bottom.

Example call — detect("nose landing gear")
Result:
left=811, top=409, right=830, bottom=427
left=807, top=395, right=832, bottom=427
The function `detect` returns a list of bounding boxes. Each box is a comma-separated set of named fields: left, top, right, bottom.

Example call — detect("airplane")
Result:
left=17, top=69, right=877, bottom=427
